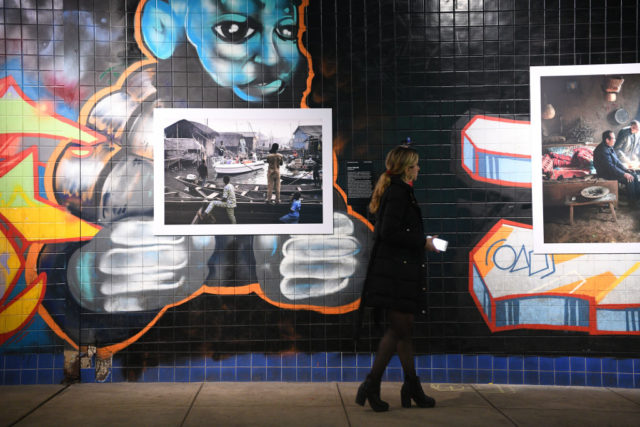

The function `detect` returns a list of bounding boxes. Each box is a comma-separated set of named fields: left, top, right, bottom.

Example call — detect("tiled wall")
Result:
left=2, top=353, right=639, bottom=388
left=1, top=0, right=640, bottom=387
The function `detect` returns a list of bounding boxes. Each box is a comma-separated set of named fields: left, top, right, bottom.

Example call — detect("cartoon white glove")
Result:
left=253, top=212, right=370, bottom=308
left=66, top=217, right=216, bottom=312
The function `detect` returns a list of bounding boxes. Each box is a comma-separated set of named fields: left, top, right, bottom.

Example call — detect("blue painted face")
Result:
left=185, top=0, right=302, bottom=101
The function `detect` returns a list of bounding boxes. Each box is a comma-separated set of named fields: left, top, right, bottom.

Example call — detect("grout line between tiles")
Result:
left=180, top=382, right=205, bottom=426
left=470, top=384, right=519, bottom=427
left=335, top=382, right=352, bottom=427
left=9, top=384, right=71, bottom=427
left=607, top=387, right=640, bottom=408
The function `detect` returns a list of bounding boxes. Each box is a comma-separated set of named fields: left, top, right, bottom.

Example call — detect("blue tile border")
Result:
left=524, top=356, right=538, bottom=371
left=478, top=355, right=492, bottom=370
left=0, top=353, right=638, bottom=387
left=586, top=372, right=602, bottom=387
left=462, top=355, right=477, bottom=370
left=509, top=356, right=523, bottom=371
left=251, top=367, right=267, bottom=381
left=311, top=353, right=326, bottom=368
left=540, top=357, right=554, bottom=371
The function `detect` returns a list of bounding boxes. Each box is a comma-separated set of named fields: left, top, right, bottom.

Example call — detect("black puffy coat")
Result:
left=363, top=175, right=427, bottom=314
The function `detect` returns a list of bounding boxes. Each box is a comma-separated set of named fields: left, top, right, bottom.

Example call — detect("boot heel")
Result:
left=400, top=384, right=412, bottom=408
left=403, top=374, right=436, bottom=408
left=355, top=383, right=366, bottom=406
left=356, top=374, right=389, bottom=412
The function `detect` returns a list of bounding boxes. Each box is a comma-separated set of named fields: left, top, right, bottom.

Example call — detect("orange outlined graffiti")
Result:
left=0, top=1, right=372, bottom=356
left=0, top=147, right=101, bottom=243
left=470, top=219, right=640, bottom=335
left=297, top=0, right=314, bottom=108
left=0, top=275, right=46, bottom=345
left=0, top=77, right=106, bottom=345
left=460, top=115, right=532, bottom=188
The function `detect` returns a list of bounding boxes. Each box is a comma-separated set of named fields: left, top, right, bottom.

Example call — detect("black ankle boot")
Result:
left=355, top=374, right=389, bottom=412
left=401, top=374, right=436, bottom=408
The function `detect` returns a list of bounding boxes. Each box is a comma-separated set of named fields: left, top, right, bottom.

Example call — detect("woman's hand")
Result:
left=425, top=235, right=439, bottom=252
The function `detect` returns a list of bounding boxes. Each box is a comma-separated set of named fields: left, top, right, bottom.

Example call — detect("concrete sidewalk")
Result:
left=1, top=382, right=639, bottom=426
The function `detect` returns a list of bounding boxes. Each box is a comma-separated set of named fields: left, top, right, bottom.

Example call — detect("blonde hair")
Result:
left=369, top=145, right=419, bottom=213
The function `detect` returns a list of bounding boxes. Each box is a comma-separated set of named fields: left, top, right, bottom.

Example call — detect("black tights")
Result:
left=369, top=310, right=416, bottom=381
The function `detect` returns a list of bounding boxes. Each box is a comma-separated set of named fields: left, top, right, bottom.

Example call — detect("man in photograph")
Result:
left=197, top=160, right=208, bottom=187
left=265, top=143, right=284, bottom=204
left=202, top=175, right=237, bottom=224
left=614, top=120, right=640, bottom=166
left=594, top=130, right=640, bottom=205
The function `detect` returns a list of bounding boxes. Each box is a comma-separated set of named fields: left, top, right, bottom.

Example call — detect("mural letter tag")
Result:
left=470, top=219, right=640, bottom=334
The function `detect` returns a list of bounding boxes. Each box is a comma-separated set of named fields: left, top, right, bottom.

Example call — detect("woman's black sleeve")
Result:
left=377, top=188, right=425, bottom=250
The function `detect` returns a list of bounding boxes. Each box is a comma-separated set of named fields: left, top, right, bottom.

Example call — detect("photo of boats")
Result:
left=153, top=108, right=333, bottom=235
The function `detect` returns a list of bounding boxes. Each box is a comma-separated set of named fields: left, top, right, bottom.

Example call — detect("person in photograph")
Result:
left=265, top=143, right=284, bottom=204
left=203, top=175, right=237, bottom=224
left=313, top=159, right=321, bottom=187
left=594, top=130, right=640, bottom=205
left=614, top=120, right=640, bottom=167
left=217, top=141, right=226, bottom=156
left=197, top=160, right=208, bottom=187
left=356, top=145, right=438, bottom=412
left=280, top=192, right=302, bottom=223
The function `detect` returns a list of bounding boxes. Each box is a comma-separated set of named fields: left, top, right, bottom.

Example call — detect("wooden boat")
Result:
left=280, top=171, right=318, bottom=185
left=286, top=158, right=304, bottom=171
left=212, top=159, right=265, bottom=175
left=173, top=176, right=321, bottom=198
left=165, top=180, right=323, bottom=225
left=164, top=191, right=322, bottom=225
left=164, top=198, right=322, bottom=225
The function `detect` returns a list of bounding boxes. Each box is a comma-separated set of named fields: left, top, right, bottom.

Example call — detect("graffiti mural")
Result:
left=470, top=219, right=640, bottom=334
left=460, top=118, right=640, bottom=335
left=0, top=0, right=370, bottom=378
left=2, top=0, right=640, bottom=384
left=459, top=116, right=531, bottom=188
left=0, top=77, right=104, bottom=347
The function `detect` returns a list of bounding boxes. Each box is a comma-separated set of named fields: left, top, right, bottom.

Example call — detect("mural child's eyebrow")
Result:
left=218, top=0, right=267, bottom=13
left=218, top=0, right=299, bottom=13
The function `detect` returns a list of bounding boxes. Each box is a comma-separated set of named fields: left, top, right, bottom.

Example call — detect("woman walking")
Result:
left=356, top=144, right=438, bottom=412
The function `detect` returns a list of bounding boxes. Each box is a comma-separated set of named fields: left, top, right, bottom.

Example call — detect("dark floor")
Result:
left=544, top=200, right=640, bottom=244
left=2, top=382, right=639, bottom=426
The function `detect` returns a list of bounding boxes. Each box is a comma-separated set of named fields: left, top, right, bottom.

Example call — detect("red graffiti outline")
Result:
left=469, top=219, right=640, bottom=335
left=460, top=115, right=532, bottom=188
left=25, top=0, right=374, bottom=356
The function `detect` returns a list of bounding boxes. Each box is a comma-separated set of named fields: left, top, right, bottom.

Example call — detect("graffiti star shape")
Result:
left=0, top=76, right=99, bottom=150
left=0, top=148, right=100, bottom=242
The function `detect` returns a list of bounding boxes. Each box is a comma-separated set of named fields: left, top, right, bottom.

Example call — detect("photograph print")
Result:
left=531, top=63, right=640, bottom=253
left=153, top=108, right=333, bottom=235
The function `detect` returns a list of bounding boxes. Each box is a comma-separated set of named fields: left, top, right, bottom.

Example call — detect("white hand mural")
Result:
left=253, top=212, right=366, bottom=307
left=67, top=218, right=216, bottom=312
left=278, top=212, right=359, bottom=300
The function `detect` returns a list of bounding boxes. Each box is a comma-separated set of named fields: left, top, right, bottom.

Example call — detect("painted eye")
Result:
left=275, top=24, right=297, bottom=41
left=212, top=19, right=258, bottom=43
